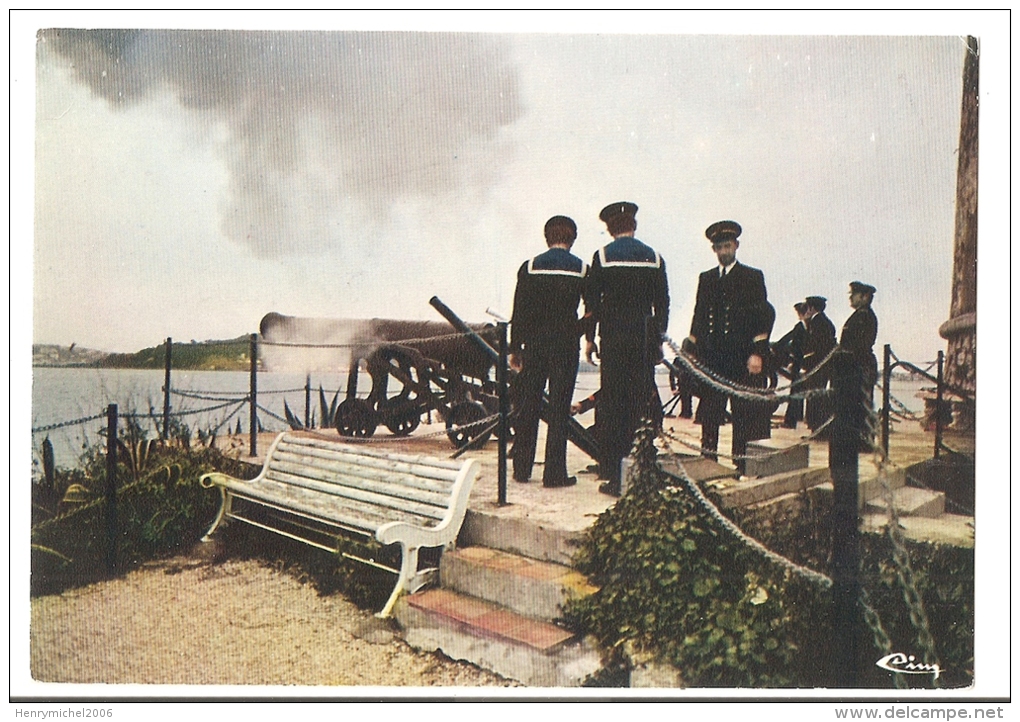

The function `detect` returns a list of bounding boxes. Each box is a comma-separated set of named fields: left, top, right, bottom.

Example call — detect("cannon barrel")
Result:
left=429, top=296, right=600, bottom=460
left=259, top=312, right=496, bottom=378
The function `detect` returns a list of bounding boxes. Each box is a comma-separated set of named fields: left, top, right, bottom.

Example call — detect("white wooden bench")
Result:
left=200, top=432, right=479, bottom=617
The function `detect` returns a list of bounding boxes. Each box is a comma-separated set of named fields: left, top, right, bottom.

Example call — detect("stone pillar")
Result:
left=937, top=36, right=978, bottom=431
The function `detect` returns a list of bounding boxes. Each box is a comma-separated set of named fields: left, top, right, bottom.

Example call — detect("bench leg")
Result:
left=377, top=544, right=418, bottom=618
left=201, top=488, right=232, bottom=542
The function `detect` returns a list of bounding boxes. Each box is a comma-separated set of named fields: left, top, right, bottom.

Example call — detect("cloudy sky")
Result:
left=19, top=11, right=1006, bottom=367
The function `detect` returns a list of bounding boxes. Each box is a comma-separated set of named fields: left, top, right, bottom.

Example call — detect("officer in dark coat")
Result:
left=840, top=281, right=879, bottom=411
left=773, top=301, right=810, bottom=428
left=686, top=221, right=773, bottom=476
left=801, top=295, right=837, bottom=435
left=584, top=201, right=670, bottom=496
left=509, top=215, right=588, bottom=488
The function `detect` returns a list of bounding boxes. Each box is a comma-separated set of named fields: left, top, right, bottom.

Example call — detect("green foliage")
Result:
left=30, top=435, right=254, bottom=596
left=728, top=493, right=975, bottom=689
left=566, top=426, right=825, bottom=688
left=566, top=428, right=975, bottom=688
left=94, top=337, right=252, bottom=371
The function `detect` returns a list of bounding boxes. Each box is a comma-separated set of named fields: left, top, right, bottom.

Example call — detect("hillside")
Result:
left=34, top=338, right=254, bottom=371
left=92, top=337, right=253, bottom=371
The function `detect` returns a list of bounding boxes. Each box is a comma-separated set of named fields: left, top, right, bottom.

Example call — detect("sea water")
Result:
left=29, top=366, right=927, bottom=471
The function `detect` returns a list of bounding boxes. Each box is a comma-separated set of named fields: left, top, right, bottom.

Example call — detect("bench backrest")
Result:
left=258, top=433, right=474, bottom=534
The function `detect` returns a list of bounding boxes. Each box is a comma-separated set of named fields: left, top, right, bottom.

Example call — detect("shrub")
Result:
left=30, top=440, right=254, bottom=596
left=565, top=424, right=974, bottom=688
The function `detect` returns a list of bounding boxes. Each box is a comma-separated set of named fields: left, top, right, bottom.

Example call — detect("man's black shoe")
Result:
left=598, top=482, right=621, bottom=497
left=513, top=475, right=530, bottom=483
left=543, top=476, right=577, bottom=488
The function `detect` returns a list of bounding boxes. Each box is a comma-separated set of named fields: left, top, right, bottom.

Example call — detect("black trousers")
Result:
left=597, top=343, right=659, bottom=485
left=511, top=343, right=579, bottom=483
left=695, top=360, right=766, bottom=474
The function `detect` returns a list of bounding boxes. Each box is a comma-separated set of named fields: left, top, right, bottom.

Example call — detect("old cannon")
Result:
left=259, top=312, right=506, bottom=447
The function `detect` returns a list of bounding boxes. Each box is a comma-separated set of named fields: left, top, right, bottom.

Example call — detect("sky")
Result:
left=20, top=12, right=1002, bottom=367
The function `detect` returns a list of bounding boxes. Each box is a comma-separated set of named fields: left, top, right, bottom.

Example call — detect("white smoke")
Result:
left=39, top=29, right=522, bottom=258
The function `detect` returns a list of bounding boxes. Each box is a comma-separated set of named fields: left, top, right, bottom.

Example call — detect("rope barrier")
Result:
left=659, top=416, right=834, bottom=463
left=657, top=431, right=833, bottom=588
left=32, top=412, right=108, bottom=435
left=169, top=388, right=249, bottom=403
left=862, top=428, right=944, bottom=687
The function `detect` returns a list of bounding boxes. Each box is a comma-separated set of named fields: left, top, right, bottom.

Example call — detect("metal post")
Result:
left=828, top=351, right=863, bottom=686
left=497, top=322, right=509, bottom=506
left=881, top=344, right=891, bottom=457
left=162, top=337, right=172, bottom=441
left=935, top=350, right=945, bottom=459
left=249, top=333, right=258, bottom=457
left=105, top=403, right=118, bottom=574
left=304, top=374, right=311, bottom=429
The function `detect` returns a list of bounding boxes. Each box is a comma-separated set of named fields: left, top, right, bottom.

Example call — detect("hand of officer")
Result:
left=681, top=337, right=696, bottom=355
left=585, top=340, right=599, bottom=365
left=746, top=353, right=764, bottom=375
left=509, top=353, right=522, bottom=372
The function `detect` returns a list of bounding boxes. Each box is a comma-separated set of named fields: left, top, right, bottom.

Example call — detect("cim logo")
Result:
left=875, top=652, right=943, bottom=681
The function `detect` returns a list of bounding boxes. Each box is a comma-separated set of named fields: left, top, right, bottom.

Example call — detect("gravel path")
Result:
left=30, top=555, right=514, bottom=687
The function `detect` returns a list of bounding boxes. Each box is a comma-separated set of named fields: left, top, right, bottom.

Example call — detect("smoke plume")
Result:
left=39, top=29, right=522, bottom=257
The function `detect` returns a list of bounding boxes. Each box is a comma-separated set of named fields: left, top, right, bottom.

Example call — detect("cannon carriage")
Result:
left=260, top=312, right=507, bottom=448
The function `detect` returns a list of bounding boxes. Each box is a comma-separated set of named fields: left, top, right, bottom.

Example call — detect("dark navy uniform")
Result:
left=510, top=245, right=588, bottom=486
left=689, top=221, right=773, bottom=472
left=840, top=289, right=879, bottom=407
left=802, top=299, right=837, bottom=433
left=587, top=203, right=669, bottom=490
left=774, top=304, right=808, bottom=428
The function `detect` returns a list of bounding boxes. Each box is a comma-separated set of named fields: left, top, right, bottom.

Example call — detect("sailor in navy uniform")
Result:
left=774, top=301, right=810, bottom=428
left=686, top=220, right=774, bottom=476
left=840, top=281, right=879, bottom=438
left=509, top=215, right=588, bottom=488
left=584, top=202, right=670, bottom=496
left=801, top=295, right=837, bottom=435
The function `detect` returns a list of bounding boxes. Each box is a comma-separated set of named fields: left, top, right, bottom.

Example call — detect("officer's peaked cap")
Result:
left=705, top=220, right=742, bottom=243
left=805, top=296, right=827, bottom=311
left=850, top=281, right=876, bottom=295
left=794, top=302, right=809, bottom=314
left=599, top=201, right=638, bottom=223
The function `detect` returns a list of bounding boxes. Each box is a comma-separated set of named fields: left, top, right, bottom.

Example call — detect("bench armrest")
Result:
left=199, top=471, right=237, bottom=489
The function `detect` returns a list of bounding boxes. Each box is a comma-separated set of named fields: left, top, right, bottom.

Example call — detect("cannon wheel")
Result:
left=445, top=401, right=492, bottom=449
left=381, top=400, right=422, bottom=436
left=369, top=346, right=432, bottom=436
left=335, top=398, right=378, bottom=438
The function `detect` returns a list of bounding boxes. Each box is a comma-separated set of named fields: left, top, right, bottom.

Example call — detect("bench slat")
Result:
left=283, top=435, right=465, bottom=471
left=264, top=469, right=448, bottom=521
left=221, top=477, right=442, bottom=532
left=275, top=442, right=461, bottom=483
left=267, top=458, right=453, bottom=509
left=271, top=451, right=455, bottom=498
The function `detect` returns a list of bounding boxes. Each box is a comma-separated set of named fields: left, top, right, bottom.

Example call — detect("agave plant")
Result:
left=319, top=386, right=341, bottom=429
left=283, top=400, right=306, bottom=430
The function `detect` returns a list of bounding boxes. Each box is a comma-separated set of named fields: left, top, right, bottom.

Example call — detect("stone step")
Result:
left=395, top=588, right=602, bottom=687
left=864, top=485, right=946, bottom=519
left=859, top=466, right=907, bottom=504
left=659, top=454, right=739, bottom=483
left=704, top=467, right=831, bottom=508
left=745, top=439, right=810, bottom=478
left=459, top=509, right=583, bottom=567
left=860, top=513, right=974, bottom=548
left=441, top=546, right=597, bottom=622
